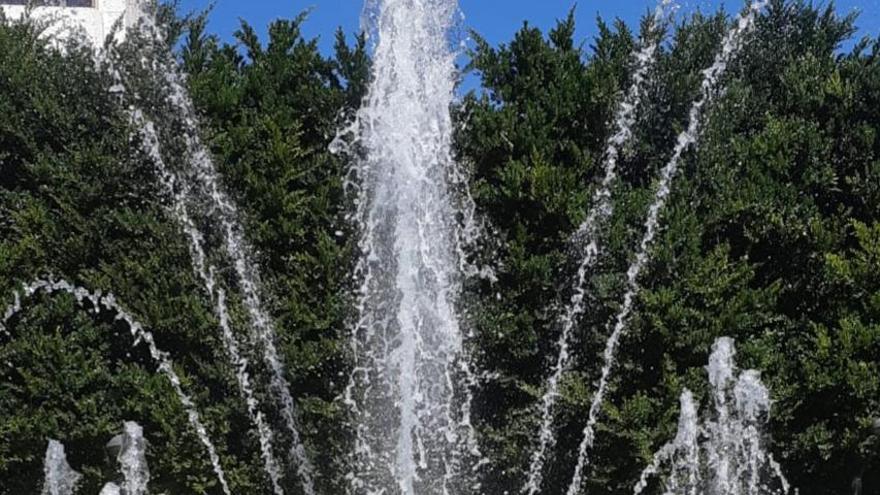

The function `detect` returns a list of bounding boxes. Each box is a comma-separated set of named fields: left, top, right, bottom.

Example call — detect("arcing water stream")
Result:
left=564, top=3, right=768, bottom=493
left=523, top=3, right=671, bottom=492
left=340, top=0, right=482, bottom=492
left=116, top=3, right=313, bottom=493
left=0, top=279, right=232, bottom=495
left=163, top=42, right=318, bottom=495
left=129, top=82, right=284, bottom=495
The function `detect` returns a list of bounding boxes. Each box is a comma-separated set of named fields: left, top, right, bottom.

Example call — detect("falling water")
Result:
left=122, top=3, right=314, bottom=492
left=118, top=422, right=150, bottom=495
left=523, top=3, right=671, bottom=492
left=735, top=371, right=773, bottom=494
left=564, top=3, right=767, bottom=493
left=340, top=0, right=481, bottom=492
left=41, top=440, right=81, bottom=495
left=0, top=279, right=232, bottom=495
left=634, top=337, right=789, bottom=495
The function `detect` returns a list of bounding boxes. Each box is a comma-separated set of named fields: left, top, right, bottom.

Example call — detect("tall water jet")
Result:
left=118, top=422, right=150, bottom=495
left=523, top=3, right=671, bottom=492
left=634, top=337, right=789, bottom=495
left=564, top=3, right=767, bottom=493
left=1, top=279, right=231, bottom=495
left=41, top=440, right=81, bottom=495
left=340, top=0, right=481, bottom=492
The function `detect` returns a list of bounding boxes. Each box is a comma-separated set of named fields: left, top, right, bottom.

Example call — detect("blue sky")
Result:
left=176, top=0, right=878, bottom=54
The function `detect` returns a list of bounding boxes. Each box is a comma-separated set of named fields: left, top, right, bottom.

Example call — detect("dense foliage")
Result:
left=460, top=2, right=880, bottom=493
left=0, top=0, right=877, bottom=494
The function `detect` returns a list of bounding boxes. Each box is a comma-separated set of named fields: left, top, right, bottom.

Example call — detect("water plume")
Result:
left=634, top=337, right=789, bottom=495
left=99, top=483, right=122, bottom=495
left=339, top=0, right=484, bottom=492
left=633, top=390, right=701, bottom=495
left=41, top=440, right=81, bottom=495
left=565, top=3, right=768, bottom=493
left=1, top=279, right=231, bottom=495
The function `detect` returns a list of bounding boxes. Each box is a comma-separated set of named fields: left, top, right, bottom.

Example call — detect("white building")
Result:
left=0, top=1, right=140, bottom=45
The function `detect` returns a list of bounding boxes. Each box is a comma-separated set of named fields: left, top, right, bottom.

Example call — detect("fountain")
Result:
left=339, top=0, right=483, bottom=492
left=41, top=440, right=81, bottom=495
left=0, top=0, right=810, bottom=493
left=634, top=337, right=789, bottom=495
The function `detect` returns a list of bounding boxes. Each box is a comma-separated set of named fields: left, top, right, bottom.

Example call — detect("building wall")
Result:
left=0, top=0, right=139, bottom=44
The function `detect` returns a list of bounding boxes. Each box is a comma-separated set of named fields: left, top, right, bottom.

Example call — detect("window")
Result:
left=0, top=1, right=94, bottom=7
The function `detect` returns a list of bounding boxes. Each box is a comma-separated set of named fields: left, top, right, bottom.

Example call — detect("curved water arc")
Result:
left=1, top=278, right=232, bottom=495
